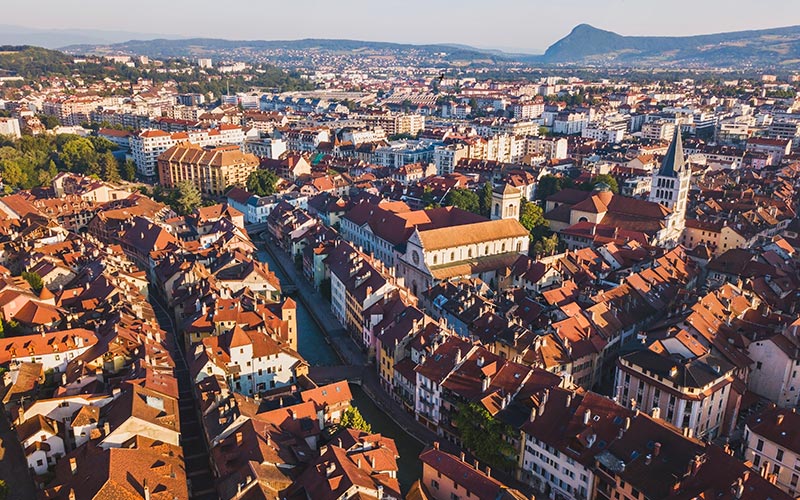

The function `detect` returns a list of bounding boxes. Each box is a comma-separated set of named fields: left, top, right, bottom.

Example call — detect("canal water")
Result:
left=256, top=248, right=423, bottom=492
left=256, top=250, right=339, bottom=366
left=350, top=385, right=424, bottom=494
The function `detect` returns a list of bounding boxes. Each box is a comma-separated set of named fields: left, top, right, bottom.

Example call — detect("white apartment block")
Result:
left=244, top=137, right=287, bottom=159
left=131, top=126, right=245, bottom=178
left=0, top=117, right=21, bottom=138
left=642, top=120, right=677, bottom=141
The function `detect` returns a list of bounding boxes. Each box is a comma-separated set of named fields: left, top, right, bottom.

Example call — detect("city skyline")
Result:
left=3, top=0, right=800, bottom=52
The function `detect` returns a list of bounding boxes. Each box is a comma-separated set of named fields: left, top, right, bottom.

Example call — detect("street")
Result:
left=149, top=291, right=217, bottom=500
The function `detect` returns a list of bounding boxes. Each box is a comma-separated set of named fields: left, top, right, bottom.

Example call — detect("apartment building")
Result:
left=158, top=143, right=260, bottom=196
left=615, top=346, right=735, bottom=440
left=131, top=125, right=246, bottom=178
left=744, top=407, right=800, bottom=496
left=0, top=117, right=21, bottom=138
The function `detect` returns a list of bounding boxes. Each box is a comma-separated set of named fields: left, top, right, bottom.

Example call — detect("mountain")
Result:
left=60, top=38, right=507, bottom=65
left=538, top=23, right=800, bottom=67
left=0, top=24, right=183, bottom=49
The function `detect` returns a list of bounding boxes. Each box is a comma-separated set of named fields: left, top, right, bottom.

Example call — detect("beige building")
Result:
left=158, top=143, right=260, bottom=196
left=745, top=407, right=800, bottom=496
left=615, top=346, right=735, bottom=440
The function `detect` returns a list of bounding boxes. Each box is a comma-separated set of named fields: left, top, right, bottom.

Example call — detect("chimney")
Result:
left=143, top=479, right=151, bottom=500
left=236, top=431, right=243, bottom=445
left=654, top=442, right=661, bottom=457
left=645, top=454, right=652, bottom=466
left=583, top=409, right=592, bottom=425
left=777, top=414, right=785, bottom=425
left=69, top=457, right=78, bottom=475
left=68, top=489, right=76, bottom=500
left=433, top=441, right=439, bottom=450
left=485, top=466, right=491, bottom=477
left=103, top=421, right=110, bottom=436
left=460, top=451, right=466, bottom=462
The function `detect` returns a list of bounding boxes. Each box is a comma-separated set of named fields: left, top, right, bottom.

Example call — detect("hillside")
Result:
left=0, top=45, right=76, bottom=78
left=61, top=38, right=508, bottom=66
left=538, top=24, right=800, bottom=67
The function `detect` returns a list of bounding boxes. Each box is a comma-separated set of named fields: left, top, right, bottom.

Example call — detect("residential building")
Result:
left=158, top=143, right=260, bottom=196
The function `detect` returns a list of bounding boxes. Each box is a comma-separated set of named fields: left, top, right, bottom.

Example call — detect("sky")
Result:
left=5, top=0, right=800, bottom=53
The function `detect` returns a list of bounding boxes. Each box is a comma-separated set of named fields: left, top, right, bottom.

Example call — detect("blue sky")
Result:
left=5, top=0, right=800, bottom=52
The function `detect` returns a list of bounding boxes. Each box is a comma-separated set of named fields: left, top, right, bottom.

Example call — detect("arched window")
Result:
left=433, top=254, right=438, bottom=265
left=468, top=248, right=473, bottom=258
left=502, top=243, right=506, bottom=252
left=494, top=203, right=500, bottom=217
left=450, top=252, right=455, bottom=261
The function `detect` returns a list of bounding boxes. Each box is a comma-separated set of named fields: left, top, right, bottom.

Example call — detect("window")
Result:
left=431, top=479, right=439, bottom=490
left=778, top=449, right=785, bottom=462
left=756, top=361, right=763, bottom=370
left=754, top=454, right=761, bottom=467
left=757, top=439, right=764, bottom=452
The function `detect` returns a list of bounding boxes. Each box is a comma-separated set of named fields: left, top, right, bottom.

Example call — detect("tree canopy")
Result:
left=340, top=406, right=371, bottom=433
left=444, top=188, right=480, bottom=214
left=246, top=169, right=279, bottom=197
left=536, top=175, right=574, bottom=202
left=21, top=271, right=43, bottom=293
left=174, top=180, right=202, bottom=215
left=453, top=402, right=516, bottom=471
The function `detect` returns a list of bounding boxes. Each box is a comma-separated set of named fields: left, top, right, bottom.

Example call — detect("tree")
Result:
left=39, top=114, right=59, bottom=130
left=21, top=271, right=43, bottom=293
left=100, top=151, right=121, bottom=182
left=421, top=186, right=439, bottom=209
left=59, top=136, right=97, bottom=174
left=122, top=159, right=137, bottom=181
left=532, top=234, right=559, bottom=257
left=519, top=199, right=546, bottom=233
left=536, top=175, right=573, bottom=202
left=340, top=406, right=371, bottom=433
left=591, top=174, right=619, bottom=194
left=478, top=182, right=493, bottom=218
left=454, top=402, right=516, bottom=471
left=444, top=188, right=480, bottom=214
left=175, top=180, right=202, bottom=215
left=0, top=159, right=26, bottom=191
left=246, top=169, right=279, bottom=197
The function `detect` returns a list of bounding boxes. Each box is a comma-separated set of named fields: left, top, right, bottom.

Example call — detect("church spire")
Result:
left=658, top=127, right=685, bottom=177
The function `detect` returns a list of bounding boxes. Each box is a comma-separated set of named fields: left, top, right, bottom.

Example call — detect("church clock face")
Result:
left=411, top=251, right=419, bottom=265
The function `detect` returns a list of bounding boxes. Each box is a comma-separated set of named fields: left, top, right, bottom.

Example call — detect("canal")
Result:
left=256, top=247, right=423, bottom=493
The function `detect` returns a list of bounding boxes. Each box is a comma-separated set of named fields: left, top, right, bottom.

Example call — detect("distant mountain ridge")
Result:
left=538, top=23, right=800, bottom=67
left=22, top=23, right=800, bottom=69
left=61, top=37, right=506, bottom=65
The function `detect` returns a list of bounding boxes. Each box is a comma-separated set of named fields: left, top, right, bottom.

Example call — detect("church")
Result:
left=545, top=130, right=689, bottom=248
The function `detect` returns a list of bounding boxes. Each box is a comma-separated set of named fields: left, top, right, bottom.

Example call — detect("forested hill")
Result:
left=0, top=45, right=312, bottom=94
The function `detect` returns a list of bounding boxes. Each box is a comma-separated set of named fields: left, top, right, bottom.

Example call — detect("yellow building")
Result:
left=158, top=142, right=260, bottom=196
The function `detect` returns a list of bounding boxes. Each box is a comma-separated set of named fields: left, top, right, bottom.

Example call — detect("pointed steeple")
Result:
left=658, top=127, right=685, bottom=177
